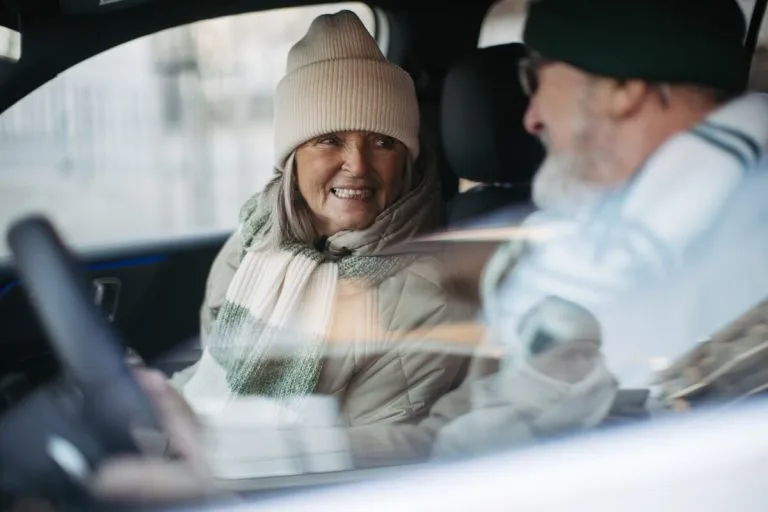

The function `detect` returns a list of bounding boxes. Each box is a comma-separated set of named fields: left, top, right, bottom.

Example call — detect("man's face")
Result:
left=520, top=56, right=615, bottom=214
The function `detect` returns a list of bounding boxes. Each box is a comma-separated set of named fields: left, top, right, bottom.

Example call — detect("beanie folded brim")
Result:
left=523, top=0, right=749, bottom=94
left=274, top=59, right=420, bottom=169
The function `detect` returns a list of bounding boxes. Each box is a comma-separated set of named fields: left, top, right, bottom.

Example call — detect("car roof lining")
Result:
left=0, top=0, right=765, bottom=115
left=0, top=0, right=495, bottom=114
left=2, top=0, right=765, bottom=37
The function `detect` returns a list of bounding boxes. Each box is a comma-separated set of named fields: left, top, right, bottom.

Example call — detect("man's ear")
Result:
left=605, top=79, right=651, bottom=120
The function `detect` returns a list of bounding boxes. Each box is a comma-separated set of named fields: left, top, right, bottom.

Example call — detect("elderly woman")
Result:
left=172, top=10, right=473, bottom=467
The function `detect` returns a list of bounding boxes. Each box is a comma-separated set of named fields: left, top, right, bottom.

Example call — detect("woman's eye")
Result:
left=316, top=135, right=341, bottom=146
left=373, top=136, right=396, bottom=149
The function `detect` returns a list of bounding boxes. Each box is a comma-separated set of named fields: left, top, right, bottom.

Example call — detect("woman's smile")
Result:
left=330, top=187, right=376, bottom=200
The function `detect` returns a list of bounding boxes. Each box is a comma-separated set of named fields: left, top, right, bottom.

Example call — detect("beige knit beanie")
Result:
left=273, top=10, right=420, bottom=169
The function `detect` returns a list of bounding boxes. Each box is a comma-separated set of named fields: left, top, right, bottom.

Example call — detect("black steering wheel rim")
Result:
left=0, top=215, right=161, bottom=500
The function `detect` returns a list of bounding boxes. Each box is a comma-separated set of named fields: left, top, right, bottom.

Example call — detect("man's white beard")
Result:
left=531, top=153, right=607, bottom=215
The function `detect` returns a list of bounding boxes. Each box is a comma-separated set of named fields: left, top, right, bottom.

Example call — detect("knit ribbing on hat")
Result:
left=523, top=0, right=749, bottom=94
left=273, top=10, right=420, bottom=168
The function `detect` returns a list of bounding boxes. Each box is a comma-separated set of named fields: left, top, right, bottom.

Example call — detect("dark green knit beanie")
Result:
left=522, top=0, right=749, bottom=94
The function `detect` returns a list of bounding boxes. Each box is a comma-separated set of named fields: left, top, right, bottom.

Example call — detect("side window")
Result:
left=747, top=4, right=768, bottom=91
left=0, top=3, right=375, bottom=257
left=478, top=0, right=525, bottom=49
left=751, top=45, right=768, bottom=91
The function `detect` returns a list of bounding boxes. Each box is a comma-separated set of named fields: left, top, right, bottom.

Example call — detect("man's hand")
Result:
left=529, top=339, right=601, bottom=384
left=87, top=369, right=219, bottom=504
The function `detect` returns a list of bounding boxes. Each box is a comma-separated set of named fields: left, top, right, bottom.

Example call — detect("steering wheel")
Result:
left=0, top=216, right=161, bottom=504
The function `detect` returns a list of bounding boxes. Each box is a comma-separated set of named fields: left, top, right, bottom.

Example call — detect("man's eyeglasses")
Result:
left=519, top=55, right=673, bottom=108
left=517, top=55, right=550, bottom=97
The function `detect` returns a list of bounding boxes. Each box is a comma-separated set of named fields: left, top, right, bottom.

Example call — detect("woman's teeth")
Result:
left=332, top=188, right=373, bottom=200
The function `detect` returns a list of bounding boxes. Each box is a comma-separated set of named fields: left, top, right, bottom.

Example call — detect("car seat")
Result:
left=441, top=42, right=545, bottom=226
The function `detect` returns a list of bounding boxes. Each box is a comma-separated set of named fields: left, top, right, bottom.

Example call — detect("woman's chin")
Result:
left=325, top=213, right=378, bottom=235
left=322, top=199, right=375, bottom=224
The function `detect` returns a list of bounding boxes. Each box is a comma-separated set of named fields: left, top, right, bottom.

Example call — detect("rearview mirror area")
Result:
left=0, top=26, right=20, bottom=63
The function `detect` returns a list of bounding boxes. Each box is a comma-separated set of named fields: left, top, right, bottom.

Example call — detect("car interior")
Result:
left=0, top=0, right=557, bottom=400
left=442, top=42, right=543, bottom=226
left=0, top=0, right=766, bottom=507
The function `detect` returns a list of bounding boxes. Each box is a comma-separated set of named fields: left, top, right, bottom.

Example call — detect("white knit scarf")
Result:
left=181, top=147, right=442, bottom=411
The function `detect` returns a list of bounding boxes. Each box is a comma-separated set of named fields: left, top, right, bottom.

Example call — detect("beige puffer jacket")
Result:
left=194, top=232, right=480, bottom=467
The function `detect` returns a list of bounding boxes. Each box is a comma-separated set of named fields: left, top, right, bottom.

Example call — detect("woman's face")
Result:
left=295, top=131, right=408, bottom=237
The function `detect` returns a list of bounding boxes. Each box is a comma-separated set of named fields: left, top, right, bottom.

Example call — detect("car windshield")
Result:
left=0, top=0, right=767, bottom=508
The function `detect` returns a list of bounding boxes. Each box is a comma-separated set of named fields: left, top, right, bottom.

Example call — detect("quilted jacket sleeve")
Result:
left=342, top=258, right=483, bottom=467
left=199, top=232, right=242, bottom=343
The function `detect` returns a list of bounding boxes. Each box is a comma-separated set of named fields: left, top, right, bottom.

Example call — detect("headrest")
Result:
left=441, top=43, right=544, bottom=184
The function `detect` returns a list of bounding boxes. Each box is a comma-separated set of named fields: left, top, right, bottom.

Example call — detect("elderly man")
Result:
left=433, top=0, right=768, bottom=456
